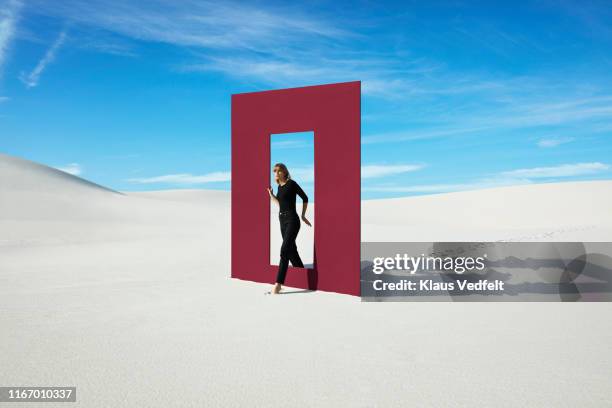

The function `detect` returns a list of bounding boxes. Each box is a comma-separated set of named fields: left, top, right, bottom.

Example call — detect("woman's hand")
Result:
left=268, top=186, right=280, bottom=206
left=301, top=216, right=312, bottom=227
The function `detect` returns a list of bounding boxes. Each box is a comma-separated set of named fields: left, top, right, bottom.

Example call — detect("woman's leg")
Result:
left=275, top=216, right=301, bottom=285
left=288, top=218, right=304, bottom=268
left=275, top=218, right=290, bottom=285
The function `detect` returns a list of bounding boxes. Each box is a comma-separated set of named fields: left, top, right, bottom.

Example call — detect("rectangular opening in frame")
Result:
left=269, top=131, right=315, bottom=268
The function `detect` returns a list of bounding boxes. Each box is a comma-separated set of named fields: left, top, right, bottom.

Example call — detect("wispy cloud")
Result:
left=27, top=0, right=612, bottom=110
left=271, top=139, right=313, bottom=149
left=281, top=163, right=425, bottom=183
left=182, top=54, right=438, bottom=98
left=362, top=126, right=492, bottom=144
left=363, top=178, right=533, bottom=194
left=37, top=0, right=350, bottom=50
left=75, top=32, right=138, bottom=57
left=501, top=95, right=612, bottom=127
left=30, top=0, right=353, bottom=61
left=0, top=0, right=21, bottom=77
left=0, top=95, right=9, bottom=102
left=31, top=0, right=445, bottom=98
left=19, top=29, right=68, bottom=88
left=364, top=162, right=611, bottom=195
left=129, top=163, right=426, bottom=187
left=55, top=162, right=82, bottom=175
left=537, top=137, right=574, bottom=148
left=361, top=164, right=424, bottom=178
left=501, top=162, right=609, bottom=178
left=363, top=93, right=612, bottom=145
left=286, top=166, right=314, bottom=183
left=127, top=171, right=231, bottom=185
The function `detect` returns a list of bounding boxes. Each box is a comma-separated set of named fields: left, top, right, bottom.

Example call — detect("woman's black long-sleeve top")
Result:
left=276, top=179, right=308, bottom=214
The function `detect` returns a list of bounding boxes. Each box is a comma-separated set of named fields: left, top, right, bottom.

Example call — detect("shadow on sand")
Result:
left=280, top=289, right=315, bottom=295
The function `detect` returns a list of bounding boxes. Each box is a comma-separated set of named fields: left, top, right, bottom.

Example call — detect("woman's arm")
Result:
left=267, top=186, right=279, bottom=206
left=294, top=181, right=312, bottom=227
left=300, top=201, right=311, bottom=226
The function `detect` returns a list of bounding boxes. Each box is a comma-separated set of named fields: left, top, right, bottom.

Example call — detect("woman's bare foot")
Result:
left=271, top=283, right=282, bottom=294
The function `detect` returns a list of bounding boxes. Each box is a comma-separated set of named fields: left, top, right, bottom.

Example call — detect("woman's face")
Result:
left=273, top=166, right=282, bottom=182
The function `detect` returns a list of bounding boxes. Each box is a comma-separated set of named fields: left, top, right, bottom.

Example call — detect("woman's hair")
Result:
left=273, top=162, right=291, bottom=184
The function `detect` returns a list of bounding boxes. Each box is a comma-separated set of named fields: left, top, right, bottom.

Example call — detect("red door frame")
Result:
left=231, top=81, right=360, bottom=296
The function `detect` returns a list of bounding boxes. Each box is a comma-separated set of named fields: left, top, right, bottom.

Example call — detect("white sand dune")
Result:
left=362, top=180, right=612, bottom=242
left=1, top=152, right=611, bottom=407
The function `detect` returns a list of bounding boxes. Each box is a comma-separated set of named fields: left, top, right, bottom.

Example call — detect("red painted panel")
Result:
left=231, top=81, right=361, bottom=296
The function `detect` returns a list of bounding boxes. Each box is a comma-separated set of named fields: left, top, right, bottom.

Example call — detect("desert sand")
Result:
left=1, top=152, right=611, bottom=407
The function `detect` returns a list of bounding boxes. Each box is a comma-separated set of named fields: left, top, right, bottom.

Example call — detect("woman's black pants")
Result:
left=276, top=211, right=304, bottom=284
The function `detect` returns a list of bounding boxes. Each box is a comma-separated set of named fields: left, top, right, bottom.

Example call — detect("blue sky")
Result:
left=1, top=0, right=611, bottom=199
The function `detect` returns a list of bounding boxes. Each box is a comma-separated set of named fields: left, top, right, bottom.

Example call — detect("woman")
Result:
left=266, top=163, right=312, bottom=294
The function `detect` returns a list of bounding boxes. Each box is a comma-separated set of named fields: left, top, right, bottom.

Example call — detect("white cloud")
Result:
left=19, top=29, right=67, bottom=88
left=183, top=55, right=430, bottom=98
left=285, top=166, right=314, bottom=183
left=537, top=137, right=574, bottom=148
left=76, top=34, right=138, bottom=57
left=501, top=162, right=609, bottom=178
left=127, top=171, right=231, bottom=184
left=30, top=0, right=445, bottom=99
left=19, top=0, right=612, bottom=132
left=124, top=163, right=416, bottom=186
left=56, top=162, right=82, bottom=175
left=363, top=177, right=533, bottom=194
left=362, top=126, right=492, bottom=144
left=271, top=139, right=313, bottom=149
left=33, top=1, right=349, bottom=50
left=361, top=164, right=424, bottom=178
left=0, top=0, right=21, bottom=77
left=363, top=94, right=612, bottom=146
left=364, top=162, right=610, bottom=195
left=25, top=0, right=612, bottom=146
left=504, top=96, right=612, bottom=127
left=181, top=52, right=451, bottom=99
left=0, top=95, right=9, bottom=102
left=274, top=163, right=424, bottom=183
